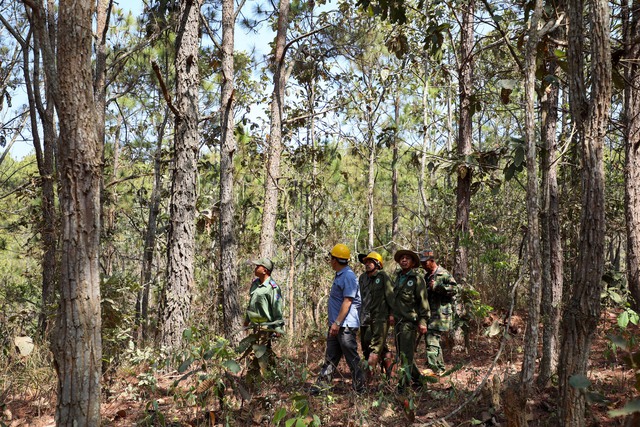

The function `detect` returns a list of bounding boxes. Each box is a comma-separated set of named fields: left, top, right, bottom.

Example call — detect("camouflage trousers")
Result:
left=426, top=331, right=445, bottom=373
left=246, top=330, right=277, bottom=388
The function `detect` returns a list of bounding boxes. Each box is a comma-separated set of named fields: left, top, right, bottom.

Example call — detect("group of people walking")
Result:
left=243, top=243, right=458, bottom=394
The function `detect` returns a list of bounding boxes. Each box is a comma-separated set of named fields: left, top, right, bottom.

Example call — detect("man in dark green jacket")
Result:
left=420, top=250, right=457, bottom=374
left=392, top=249, right=429, bottom=390
left=357, top=251, right=394, bottom=377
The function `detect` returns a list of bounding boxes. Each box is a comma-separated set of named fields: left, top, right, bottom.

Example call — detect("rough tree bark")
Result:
left=366, top=107, right=376, bottom=250
left=624, top=0, right=640, bottom=314
left=41, top=0, right=104, bottom=423
left=136, top=107, right=169, bottom=343
left=504, top=0, right=544, bottom=423
left=5, top=7, right=59, bottom=338
left=521, top=0, right=544, bottom=389
left=453, top=0, right=474, bottom=286
left=559, top=0, right=611, bottom=423
left=259, top=0, right=290, bottom=259
left=537, top=28, right=563, bottom=388
left=157, top=0, right=201, bottom=350
left=220, top=0, right=243, bottom=346
left=391, top=92, right=400, bottom=250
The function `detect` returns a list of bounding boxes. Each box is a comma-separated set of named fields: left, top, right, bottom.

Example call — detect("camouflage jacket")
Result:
left=425, top=265, right=457, bottom=331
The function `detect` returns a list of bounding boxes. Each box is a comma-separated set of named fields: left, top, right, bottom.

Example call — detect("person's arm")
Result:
left=383, top=273, right=395, bottom=325
left=416, top=275, right=430, bottom=335
left=434, top=271, right=458, bottom=296
left=329, top=297, right=353, bottom=336
left=267, top=285, right=285, bottom=334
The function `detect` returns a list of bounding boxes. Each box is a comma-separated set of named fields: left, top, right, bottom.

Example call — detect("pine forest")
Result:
left=0, top=0, right=639, bottom=425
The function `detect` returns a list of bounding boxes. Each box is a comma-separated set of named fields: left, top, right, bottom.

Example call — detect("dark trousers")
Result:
left=360, top=324, right=372, bottom=361
left=395, top=321, right=421, bottom=385
left=318, top=326, right=365, bottom=392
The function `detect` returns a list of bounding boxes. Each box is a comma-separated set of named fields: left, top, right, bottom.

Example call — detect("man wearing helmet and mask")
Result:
left=314, top=244, right=365, bottom=393
left=357, top=251, right=394, bottom=378
left=393, top=249, right=429, bottom=390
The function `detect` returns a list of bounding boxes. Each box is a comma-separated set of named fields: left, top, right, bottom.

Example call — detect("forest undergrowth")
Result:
left=1, top=309, right=638, bottom=427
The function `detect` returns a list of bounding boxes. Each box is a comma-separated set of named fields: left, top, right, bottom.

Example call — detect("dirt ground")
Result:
left=3, top=310, right=638, bottom=426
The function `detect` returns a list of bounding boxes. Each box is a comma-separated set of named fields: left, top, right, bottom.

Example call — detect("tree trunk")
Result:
left=220, top=0, right=243, bottom=346
left=453, top=0, right=474, bottom=285
left=521, top=0, right=544, bottom=380
left=559, top=0, right=611, bottom=423
left=103, top=116, right=121, bottom=277
left=538, top=32, right=563, bottom=389
left=506, top=1, right=544, bottom=423
left=367, top=123, right=375, bottom=250
left=418, top=69, right=430, bottom=220
left=157, top=0, right=201, bottom=350
left=259, top=0, right=290, bottom=259
left=16, top=12, right=58, bottom=338
left=136, top=107, right=169, bottom=343
left=50, top=0, right=103, bottom=424
left=624, top=0, right=640, bottom=314
left=391, top=92, right=400, bottom=250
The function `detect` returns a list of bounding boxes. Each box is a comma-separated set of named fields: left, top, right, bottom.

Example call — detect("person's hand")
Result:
left=329, top=322, right=340, bottom=337
left=418, top=324, right=427, bottom=335
left=368, top=353, right=379, bottom=368
left=388, top=315, right=395, bottom=326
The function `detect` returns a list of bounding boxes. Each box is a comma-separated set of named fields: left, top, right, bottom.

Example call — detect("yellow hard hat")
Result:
left=330, top=243, right=351, bottom=260
left=358, top=251, right=383, bottom=268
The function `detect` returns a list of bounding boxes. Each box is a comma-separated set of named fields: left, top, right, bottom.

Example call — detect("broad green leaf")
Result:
left=618, top=311, right=630, bottom=329
left=553, top=49, right=566, bottom=59
left=569, top=374, right=590, bottom=389
left=236, top=334, right=257, bottom=354
left=608, top=334, right=629, bottom=350
left=609, top=290, right=624, bottom=304
left=222, top=359, right=241, bottom=374
left=273, top=408, right=287, bottom=424
left=254, top=344, right=268, bottom=359
left=514, top=146, right=524, bottom=167
left=178, top=356, right=194, bottom=373
left=585, top=391, right=608, bottom=403
left=608, top=399, right=640, bottom=417
left=284, top=418, right=305, bottom=427
left=629, top=310, right=639, bottom=325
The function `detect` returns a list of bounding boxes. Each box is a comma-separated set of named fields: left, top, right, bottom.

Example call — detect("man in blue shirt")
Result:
left=315, top=244, right=365, bottom=393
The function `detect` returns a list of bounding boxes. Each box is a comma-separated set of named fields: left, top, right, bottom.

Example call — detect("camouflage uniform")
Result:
left=359, top=270, right=394, bottom=360
left=425, top=265, right=457, bottom=373
left=393, top=269, right=429, bottom=386
left=245, top=277, right=284, bottom=375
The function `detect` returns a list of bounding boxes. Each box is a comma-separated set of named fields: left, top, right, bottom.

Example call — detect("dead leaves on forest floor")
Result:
left=3, top=310, right=638, bottom=426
